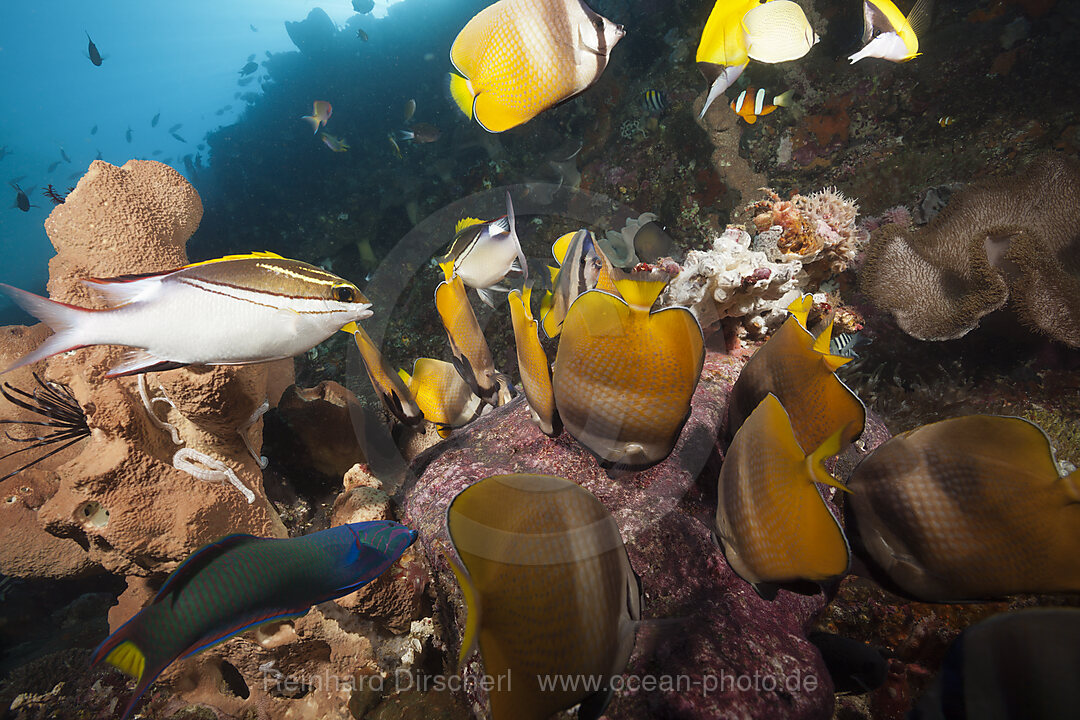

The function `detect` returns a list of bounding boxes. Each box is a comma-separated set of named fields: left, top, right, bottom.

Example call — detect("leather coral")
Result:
left=859, top=153, right=1080, bottom=346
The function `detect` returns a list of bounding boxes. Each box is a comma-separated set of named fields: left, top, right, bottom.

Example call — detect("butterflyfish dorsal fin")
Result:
left=455, top=217, right=484, bottom=235
left=905, top=0, right=933, bottom=40
left=787, top=294, right=814, bottom=327
left=551, top=230, right=578, bottom=264
left=813, top=320, right=853, bottom=371
left=612, top=278, right=668, bottom=311
left=805, top=425, right=852, bottom=493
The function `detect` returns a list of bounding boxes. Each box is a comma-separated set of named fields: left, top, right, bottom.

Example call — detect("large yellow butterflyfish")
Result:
left=446, top=473, right=641, bottom=720
left=449, top=0, right=625, bottom=133
left=715, top=393, right=850, bottom=599
left=551, top=274, right=703, bottom=468
left=847, top=414, right=1080, bottom=601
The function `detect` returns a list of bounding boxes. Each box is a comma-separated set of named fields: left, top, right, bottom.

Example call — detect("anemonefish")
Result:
left=730, top=87, right=794, bottom=124
left=0, top=252, right=372, bottom=378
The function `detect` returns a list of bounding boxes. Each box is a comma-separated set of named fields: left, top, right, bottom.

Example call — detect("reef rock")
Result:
left=402, top=350, right=891, bottom=720
left=663, top=227, right=804, bottom=337
left=1, top=159, right=284, bottom=584
left=860, top=153, right=1080, bottom=346
left=695, top=93, right=768, bottom=217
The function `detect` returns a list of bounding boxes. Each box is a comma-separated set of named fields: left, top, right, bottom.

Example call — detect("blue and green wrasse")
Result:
left=91, top=521, right=418, bottom=720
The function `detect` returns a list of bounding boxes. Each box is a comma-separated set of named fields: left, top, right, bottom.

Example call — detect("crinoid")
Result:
left=0, top=373, right=90, bottom=481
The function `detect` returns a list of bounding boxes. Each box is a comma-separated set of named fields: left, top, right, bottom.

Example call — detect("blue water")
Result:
left=0, top=0, right=404, bottom=323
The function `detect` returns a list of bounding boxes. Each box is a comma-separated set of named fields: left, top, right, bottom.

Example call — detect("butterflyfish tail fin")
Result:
left=301, top=115, right=320, bottom=134
left=787, top=294, right=814, bottom=327
left=448, top=73, right=474, bottom=120
left=813, top=320, right=854, bottom=370
left=805, top=425, right=852, bottom=493
left=442, top=549, right=482, bottom=668
left=0, top=284, right=94, bottom=374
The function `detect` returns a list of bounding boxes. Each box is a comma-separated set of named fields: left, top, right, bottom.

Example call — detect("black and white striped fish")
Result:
left=0, top=252, right=372, bottom=377
left=642, top=89, right=666, bottom=114
left=829, top=331, right=869, bottom=358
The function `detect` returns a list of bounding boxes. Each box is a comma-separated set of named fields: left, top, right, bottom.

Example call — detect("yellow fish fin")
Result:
left=613, top=278, right=668, bottom=311
left=546, top=265, right=560, bottom=286
left=397, top=368, right=412, bottom=385
left=541, top=295, right=561, bottom=339
left=904, top=0, right=932, bottom=50
left=787, top=294, right=813, bottom=327
left=822, top=353, right=852, bottom=372
left=473, top=91, right=529, bottom=133
left=339, top=321, right=358, bottom=334
left=182, top=251, right=285, bottom=268
left=437, top=424, right=453, bottom=438
left=441, top=549, right=482, bottom=667
left=455, top=217, right=484, bottom=235
left=814, top=323, right=853, bottom=371
left=438, top=259, right=456, bottom=282
left=805, top=425, right=852, bottom=493
left=448, top=73, right=475, bottom=120
left=551, top=231, right=577, bottom=265
left=105, top=640, right=147, bottom=680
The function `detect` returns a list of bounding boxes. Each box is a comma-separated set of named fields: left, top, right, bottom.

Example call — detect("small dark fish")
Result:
left=47, top=160, right=61, bottom=173
left=237, top=75, right=254, bottom=86
left=90, top=125, right=98, bottom=135
left=171, top=132, right=187, bottom=143
left=67, top=171, right=82, bottom=180
left=238, top=61, right=258, bottom=76
left=398, top=122, right=441, bottom=143
left=59, top=147, right=71, bottom=163
left=168, top=123, right=182, bottom=133
left=224, top=104, right=232, bottom=111
left=125, top=127, right=133, bottom=143
left=643, top=89, right=666, bottom=114
left=95, top=149, right=103, bottom=160
left=86, top=32, right=103, bottom=66
left=246, top=53, right=255, bottom=62
left=151, top=113, right=160, bottom=128
left=151, top=150, right=162, bottom=156
left=0, top=146, right=12, bottom=161
left=808, top=632, right=888, bottom=695
left=250, top=23, right=258, bottom=32
left=215, top=108, right=225, bottom=116
left=357, top=28, right=369, bottom=41
left=10, top=183, right=31, bottom=212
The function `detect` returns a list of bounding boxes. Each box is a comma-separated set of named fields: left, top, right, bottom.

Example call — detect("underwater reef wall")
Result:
left=403, top=350, right=892, bottom=720
left=859, top=153, right=1080, bottom=346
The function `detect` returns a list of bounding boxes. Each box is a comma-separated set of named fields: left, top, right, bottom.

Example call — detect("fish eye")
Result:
left=331, top=283, right=357, bottom=302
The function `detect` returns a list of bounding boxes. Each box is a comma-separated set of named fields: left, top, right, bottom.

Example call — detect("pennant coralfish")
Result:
left=446, top=474, right=641, bottom=720
left=448, top=0, right=625, bottom=133
left=441, top=192, right=526, bottom=308
left=849, top=0, right=932, bottom=64
left=715, top=393, right=850, bottom=599
left=540, top=228, right=616, bottom=339
left=847, top=415, right=1080, bottom=601
left=0, top=252, right=373, bottom=378
left=91, top=521, right=418, bottom=720
left=552, top=274, right=704, bottom=468
left=508, top=284, right=560, bottom=436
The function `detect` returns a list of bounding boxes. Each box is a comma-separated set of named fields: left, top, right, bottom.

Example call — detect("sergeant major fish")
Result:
left=0, top=252, right=373, bottom=377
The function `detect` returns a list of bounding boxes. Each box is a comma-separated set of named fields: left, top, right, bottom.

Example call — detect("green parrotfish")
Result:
left=91, top=521, right=418, bottom=720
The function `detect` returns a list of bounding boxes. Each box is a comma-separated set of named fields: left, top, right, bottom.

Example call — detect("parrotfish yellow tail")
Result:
left=847, top=415, right=1080, bottom=602
left=726, top=310, right=864, bottom=453
left=508, top=285, right=560, bottom=436
left=399, top=358, right=483, bottom=438
left=435, top=274, right=500, bottom=403
left=715, top=393, right=850, bottom=599
left=696, top=0, right=760, bottom=117
left=552, top=275, right=704, bottom=468
left=91, top=522, right=418, bottom=720
left=345, top=322, right=423, bottom=425
left=445, top=474, right=641, bottom=720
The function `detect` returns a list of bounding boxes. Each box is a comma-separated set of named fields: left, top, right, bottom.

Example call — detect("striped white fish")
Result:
left=0, top=252, right=372, bottom=377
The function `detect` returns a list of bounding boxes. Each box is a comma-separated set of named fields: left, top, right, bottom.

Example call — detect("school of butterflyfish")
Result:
left=8, top=1, right=1071, bottom=717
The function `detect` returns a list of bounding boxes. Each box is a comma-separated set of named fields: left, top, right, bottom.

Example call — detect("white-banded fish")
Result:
left=0, top=252, right=372, bottom=377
